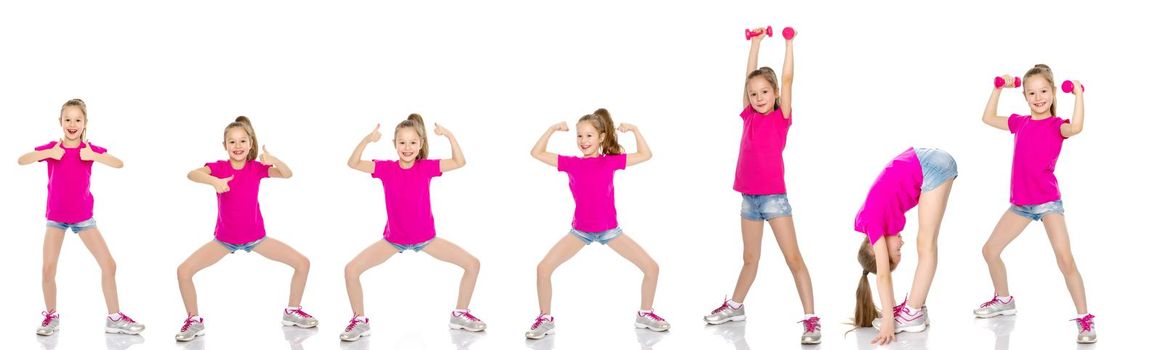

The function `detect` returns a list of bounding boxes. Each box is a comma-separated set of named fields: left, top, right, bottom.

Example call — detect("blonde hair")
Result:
left=394, top=113, right=430, bottom=160
left=747, top=67, right=781, bottom=110
left=853, top=238, right=899, bottom=328
left=223, top=116, right=259, bottom=161
left=1023, top=64, right=1057, bottom=116
left=60, top=99, right=88, bottom=140
left=577, top=108, right=623, bottom=155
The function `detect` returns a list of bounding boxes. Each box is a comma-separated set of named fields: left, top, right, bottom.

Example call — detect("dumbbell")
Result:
left=745, top=26, right=773, bottom=40
left=782, top=27, right=796, bottom=40
left=1062, top=80, right=1085, bottom=93
left=994, top=76, right=1022, bottom=89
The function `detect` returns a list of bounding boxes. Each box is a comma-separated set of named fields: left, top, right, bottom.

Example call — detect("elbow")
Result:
left=186, top=171, right=199, bottom=182
left=640, top=151, right=653, bottom=162
left=530, top=150, right=540, bottom=159
left=347, top=160, right=359, bottom=170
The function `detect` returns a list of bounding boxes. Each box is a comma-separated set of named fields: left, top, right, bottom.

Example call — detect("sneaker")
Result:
left=105, top=312, right=146, bottom=335
left=635, top=310, right=671, bottom=332
left=282, top=307, right=319, bottom=328
left=524, top=314, right=555, bottom=340
left=974, top=295, right=1017, bottom=318
left=36, top=311, right=60, bottom=336
left=873, top=299, right=929, bottom=333
left=1073, top=314, right=1097, bottom=344
left=704, top=299, right=746, bottom=325
left=339, top=316, right=371, bottom=342
left=448, top=309, right=486, bottom=332
left=800, top=316, right=822, bottom=344
left=174, top=315, right=205, bottom=342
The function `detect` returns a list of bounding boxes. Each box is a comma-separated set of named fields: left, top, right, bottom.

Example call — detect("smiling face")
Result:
left=884, top=235, right=904, bottom=266
left=747, top=76, right=778, bottom=114
left=575, top=120, right=605, bottom=157
left=394, top=127, right=423, bottom=163
left=59, top=106, right=87, bottom=142
left=223, top=127, right=253, bottom=162
left=1023, top=75, right=1055, bottom=116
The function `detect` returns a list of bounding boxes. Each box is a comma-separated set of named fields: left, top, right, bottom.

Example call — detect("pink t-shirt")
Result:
left=1008, top=114, right=1070, bottom=205
left=372, top=159, right=442, bottom=245
left=854, top=148, right=923, bottom=245
left=206, top=160, right=271, bottom=244
left=35, top=141, right=107, bottom=223
left=734, top=105, right=792, bottom=195
left=558, top=154, right=627, bottom=232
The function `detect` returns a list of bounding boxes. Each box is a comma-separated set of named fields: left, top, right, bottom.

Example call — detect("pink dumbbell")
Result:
left=994, top=76, right=1022, bottom=89
left=745, top=26, right=773, bottom=40
left=1062, top=80, right=1085, bottom=93
left=782, top=26, right=796, bottom=40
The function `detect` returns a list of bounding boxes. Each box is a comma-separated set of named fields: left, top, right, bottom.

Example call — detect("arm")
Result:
left=618, top=123, right=652, bottom=166
left=743, top=28, right=764, bottom=107
left=17, top=141, right=64, bottom=165
left=779, top=34, right=794, bottom=118
left=1061, top=80, right=1085, bottom=137
left=434, top=123, right=466, bottom=173
left=870, top=239, right=897, bottom=345
left=348, top=124, right=380, bottom=174
left=531, top=122, right=567, bottom=167
left=80, top=143, right=123, bottom=168
left=259, top=146, right=292, bottom=178
left=187, top=166, right=231, bottom=193
left=982, top=76, right=1011, bottom=130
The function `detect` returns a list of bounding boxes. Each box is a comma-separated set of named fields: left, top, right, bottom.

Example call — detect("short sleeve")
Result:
left=610, top=154, right=627, bottom=171
left=34, top=141, right=57, bottom=151
left=371, top=160, right=390, bottom=179
left=1007, top=114, right=1025, bottom=134
left=557, top=155, right=577, bottom=172
left=254, top=161, right=272, bottom=179
left=423, top=159, right=442, bottom=178
left=87, top=143, right=108, bottom=154
left=1057, top=118, right=1072, bottom=139
left=739, top=105, right=756, bottom=120
left=205, top=161, right=227, bottom=178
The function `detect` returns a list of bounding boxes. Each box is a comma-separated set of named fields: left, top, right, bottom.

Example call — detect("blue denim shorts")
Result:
left=915, top=147, right=958, bottom=192
left=47, top=218, right=97, bottom=234
left=1010, top=200, right=1064, bottom=221
left=741, top=194, right=792, bottom=221
left=216, top=237, right=265, bottom=253
left=388, top=238, right=433, bottom=252
left=570, top=227, right=623, bottom=245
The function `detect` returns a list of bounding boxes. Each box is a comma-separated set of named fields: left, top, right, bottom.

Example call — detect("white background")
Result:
left=2, top=1, right=1157, bottom=349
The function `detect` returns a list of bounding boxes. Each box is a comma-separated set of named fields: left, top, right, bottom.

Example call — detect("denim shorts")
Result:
left=216, top=237, right=265, bottom=253
left=915, top=147, right=958, bottom=193
left=570, top=227, right=623, bottom=245
left=740, top=194, right=792, bottom=221
left=1010, top=200, right=1064, bottom=221
left=388, top=238, right=433, bottom=252
left=47, top=218, right=97, bottom=234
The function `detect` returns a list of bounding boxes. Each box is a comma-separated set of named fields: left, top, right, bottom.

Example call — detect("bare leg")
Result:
left=981, top=211, right=1033, bottom=296
left=1042, top=214, right=1089, bottom=314
left=252, top=237, right=311, bottom=307
left=176, top=241, right=230, bottom=315
left=42, top=227, right=67, bottom=312
left=730, top=218, right=765, bottom=303
left=606, top=234, right=661, bottom=310
left=907, top=179, right=953, bottom=308
left=344, top=240, right=398, bottom=315
left=536, top=234, right=585, bottom=314
left=768, top=216, right=815, bottom=314
left=77, top=227, right=121, bottom=314
left=423, top=238, right=481, bottom=309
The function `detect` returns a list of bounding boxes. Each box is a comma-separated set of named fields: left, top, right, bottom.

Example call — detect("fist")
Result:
left=214, top=176, right=233, bottom=194
left=434, top=123, right=450, bottom=137
left=553, top=122, right=569, bottom=132
left=79, top=142, right=97, bottom=161
left=366, top=124, right=382, bottom=143
left=617, top=123, right=637, bottom=133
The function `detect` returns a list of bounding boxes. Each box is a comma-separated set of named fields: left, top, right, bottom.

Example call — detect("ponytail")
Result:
left=853, top=239, right=880, bottom=328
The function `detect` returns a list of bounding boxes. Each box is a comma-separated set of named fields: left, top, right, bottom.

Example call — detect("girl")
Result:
left=524, top=108, right=668, bottom=340
left=339, top=115, right=485, bottom=342
left=977, top=65, right=1094, bottom=344
left=852, top=147, right=957, bottom=346
left=174, top=116, right=317, bottom=342
left=702, top=27, right=819, bottom=345
left=18, top=99, right=145, bottom=336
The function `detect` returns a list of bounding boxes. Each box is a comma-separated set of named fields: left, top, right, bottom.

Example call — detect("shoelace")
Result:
left=41, top=311, right=58, bottom=327
left=1071, top=314, right=1095, bottom=332
left=180, top=316, right=201, bottom=332
left=979, top=294, right=1008, bottom=308
left=799, top=317, right=821, bottom=333
left=287, top=308, right=314, bottom=319
left=890, top=299, right=909, bottom=318
left=639, top=311, right=666, bottom=322
left=345, top=316, right=367, bottom=332
left=112, top=312, right=137, bottom=324
left=711, top=297, right=736, bottom=314
left=530, top=315, right=551, bottom=330
left=453, top=310, right=481, bottom=322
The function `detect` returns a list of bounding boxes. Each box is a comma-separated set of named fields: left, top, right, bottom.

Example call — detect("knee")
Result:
left=536, top=261, right=556, bottom=278
left=916, top=241, right=938, bottom=259
left=465, top=256, right=481, bottom=275
left=102, top=259, right=118, bottom=276
left=784, top=254, right=807, bottom=273
left=42, top=264, right=57, bottom=280
left=982, top=245, right=1001, bottom=261
left=742, top=251, right=761, bottom=266
left=1056, top=255, right=1078, bottom=274
left=176, top=264, right=193, bottom=281
left=294, top=256, right=311, bottom=272
left=642, top=259, right=660, bottom=278
left=344, top=261, right=363, bottom=279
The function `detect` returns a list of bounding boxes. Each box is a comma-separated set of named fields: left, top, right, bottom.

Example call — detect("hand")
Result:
left=213, top=176, right=233, bottom=194
left=617, top=123, right=637, bottom=133
left=79, top=141, right=97, bottom=161
left=364, top=124, right=382, bottom=143
left=1001, top=74, right=1017, bottom=88
left=749, top=27, right=766, bottom=42
left=551, top=122, right=569, bottom=132
left=45, top=140, right=65, bottom=160
left=259, top=146, right=278, bottom=166
left=1069, top=80, right=1083, bottom=95
left=434, top=122, right=451, bottom=137
left=871, top=319, right=896, bottom=345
